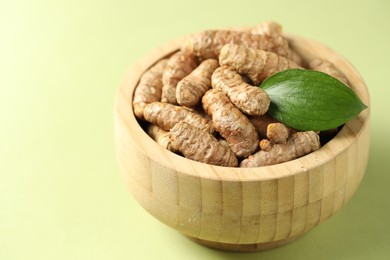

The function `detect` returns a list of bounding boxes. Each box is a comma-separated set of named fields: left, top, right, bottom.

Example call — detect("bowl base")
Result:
left=188, top=234, right=304, bottom=252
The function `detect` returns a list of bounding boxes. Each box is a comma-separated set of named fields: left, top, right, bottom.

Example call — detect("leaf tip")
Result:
left=358, top=100, right=368, bottom=113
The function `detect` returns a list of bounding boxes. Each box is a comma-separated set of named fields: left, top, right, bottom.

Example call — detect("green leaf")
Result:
left=259, top=69, right=367, bottom=131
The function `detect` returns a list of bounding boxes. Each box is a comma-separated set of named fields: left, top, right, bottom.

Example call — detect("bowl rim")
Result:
left=115, top=32, right=370, bottom=182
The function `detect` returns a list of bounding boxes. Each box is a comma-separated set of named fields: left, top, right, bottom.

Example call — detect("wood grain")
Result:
left=114, top=33, right=370, bottom=251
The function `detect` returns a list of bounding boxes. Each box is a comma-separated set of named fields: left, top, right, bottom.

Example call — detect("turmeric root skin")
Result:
left=267, top=123, right=290, bottom=144
left=133, top=59, right=168, bottom=120
left=309, top=58, right=348, bottom=85
left=143, top=102, right=213, bottom=133
left=202, top=89, right=259, bottom=158
left=176, top=59, right=219, bottom=107
left=240, top=131, right=320, bottom=167
left=219, top=43, right=301, bottom=85
left=251, top=21, right=283, bottom=36
left=161, top=51, right=198, bottom=104
left=170, top=121, right=238, bottom=167
left=146, top=124, right=176, bottom=152
left=182, top=30, right=290, bottom=60
left=251, top=21, right=303, bottom=66
left=211, top=67, right=270, bottom=115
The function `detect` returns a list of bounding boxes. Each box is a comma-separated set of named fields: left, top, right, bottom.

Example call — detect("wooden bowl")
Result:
left=114, top=33, right=370, bottom=252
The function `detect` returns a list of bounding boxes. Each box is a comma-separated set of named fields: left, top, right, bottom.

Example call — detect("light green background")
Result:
left=1, top=0, right=389, bottom=259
